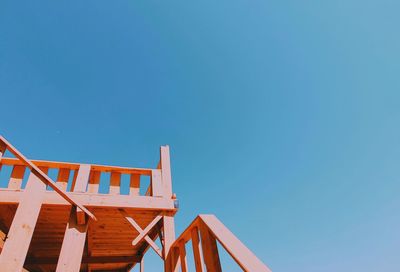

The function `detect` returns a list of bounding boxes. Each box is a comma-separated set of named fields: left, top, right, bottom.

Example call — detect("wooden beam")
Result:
left=56, top=164, right=91, bottom=272
left=199, top=222, right=222, bottom=272
left=0, top=189, right=177, bottom=211
left=199, top=215, right=272, bottom=272
left=26, top=255, right=141, bottom=265
left=160, top=145, right=172, bottom=198
left=151, top=169, right=163, bottom=197
left=140, top=257, right=144, bottom=272
left=0, top=136, right=96, bottom=220
left=132, top=215, right=162, bottom=246
left=0, top=173, right=46, bottom=271
left=178, top=241, right=188, bottom=272
left=191, top=227, right=204, bottom=272
left=120, top=209, right=163, bottom=258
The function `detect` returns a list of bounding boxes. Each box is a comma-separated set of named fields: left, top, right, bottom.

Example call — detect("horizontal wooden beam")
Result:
left=0, top=157, right=153, bottom=175
left=25, top=255, right=141, bottom=265
left=0, top=189, right=177, bottom=211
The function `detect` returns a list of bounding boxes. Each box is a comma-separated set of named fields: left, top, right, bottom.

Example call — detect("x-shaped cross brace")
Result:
left=119, top=209, right=163, bottom=259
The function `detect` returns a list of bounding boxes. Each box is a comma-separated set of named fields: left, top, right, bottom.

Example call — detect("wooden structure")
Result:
left=0, top=136, right=271, bottom=271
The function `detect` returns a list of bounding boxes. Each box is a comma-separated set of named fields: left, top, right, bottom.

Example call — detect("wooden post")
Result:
left=140, top=257, right=144, bottom=272
left=160, top=146, right=177, bottom=272
left=0, top=172, right=46, bottom=271
left=8, top=165, right=26, bottom=190
left=178, top=241, right=188, bottom=272
left=191, top=227, right=204, bottom=272
left=56, top=164, right=91, bottom=272
left=199, top=223, right=222, bottom=272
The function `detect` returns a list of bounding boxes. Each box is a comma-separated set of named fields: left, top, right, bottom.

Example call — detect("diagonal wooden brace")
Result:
left=0, top=135, right=96, bottom=221
left=119, top=209, right=163, bottom=259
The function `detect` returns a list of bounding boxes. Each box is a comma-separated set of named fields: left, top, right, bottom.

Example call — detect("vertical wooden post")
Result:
left=129, top=174, right=140, bottom=196
left=151, top=169, right=163, bottom=197
left=0, top=172, right=46, bottom=271
left=110, top=171, right=121, bottom=195
left=140, top=257, right=145, bottom=272
left=8, top=165, right=26, bottom=190
left=160, top=146, right=176, bottom=272
left=56, top=164, right=91, bottom=272
left=191, top=227, right=204, bottom=272
left=200, top=223, right=222, bottom=272
left=178, top=241, right=188, bottom=272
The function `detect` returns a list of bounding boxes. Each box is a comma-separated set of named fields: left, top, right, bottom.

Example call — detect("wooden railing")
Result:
left=167, top=214, right=272, bottom=272
left=0, top=157, right=164, bottom=197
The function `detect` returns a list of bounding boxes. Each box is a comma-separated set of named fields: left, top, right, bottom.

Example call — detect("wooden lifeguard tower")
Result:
left=0, top=136, right=271, bottom=272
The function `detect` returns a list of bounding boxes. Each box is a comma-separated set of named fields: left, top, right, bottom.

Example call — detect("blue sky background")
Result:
left=1, top=0, right=400, bottom=271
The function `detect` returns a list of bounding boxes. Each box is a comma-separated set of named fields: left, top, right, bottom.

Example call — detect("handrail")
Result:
left=0, top=135, right=96, bottom=221
left=169, top=214, right=272, bottom=272
left=0, top=157, right=153, bottom=175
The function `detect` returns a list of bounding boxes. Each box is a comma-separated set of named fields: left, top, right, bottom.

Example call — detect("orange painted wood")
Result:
left=191, top=227, right=204, bottom=272
left=8, top=165, right=26, bottom=189
left=110, top=171, right=121, bottom=195
left=56, top=168, right=70, bottom=192
left=0, top=136, right=96, bottom=220
left=88, top=170, right=101, bottom=193
left=178, top=241, right=188, bottom=272
left=199, top=215, right=272, bottom=272
left=199, top=222, right=222, bottom=272
left=0, top=173, right=46, bottom=271
left=130, top=174, right=140, bottom=196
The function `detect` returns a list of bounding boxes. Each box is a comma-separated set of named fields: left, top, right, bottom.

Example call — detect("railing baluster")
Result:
left=178, top=241, right=188, bottom=272
left=129, top=174, right=140, bottom=196
left=110, top=171, right=121, bottom=195
left=8, top=165, right=26, bottom=190
left=200, top=222, right=222, bottom=272
left=56, top=168, right=70, bottom=192
left=88, top=170, right=100, bottom=193
left=191, top=227, right=204, bottom=272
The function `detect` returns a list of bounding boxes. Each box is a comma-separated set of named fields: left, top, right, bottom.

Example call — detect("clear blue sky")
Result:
left=1, top=1, right=399, bottom=271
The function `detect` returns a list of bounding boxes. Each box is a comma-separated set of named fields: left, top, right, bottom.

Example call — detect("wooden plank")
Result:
left=26, top=255, right=140, bottom=265
left=0, top=136, right=96, bottom=220
left=110, top=172, right=121, bottom=195
left=0, top=173, right=46, bottom=271
left=191, top=227, right=204, bottom=272
left=56, top=164, right=91, bottom=272
left=178, top=241, right=188, bottom=272
left=0, top=190, right=177, bottom=210
left=129, top=174, right=140, bottom=196
left=151, top=169, right=163, bottom=197
left=199, top=215, right=272, bottom=272
left=8, top=165, right=26, bottom=190
left=0, top=157, right=153, bottom=175
left=120, top=209, right=163, bottom=258
left=56, top=168, right=70, bottom=192
left=132, top=215, right=162, bottom=246
left=199, top=222, right=222, bottom=272
left=160, top=146, right=172, bottom=198
left=140, top=257, right=144, bottom=272
left=163, top=215, right=176, bottom=265
left=88, top=171, right=101, bottom=193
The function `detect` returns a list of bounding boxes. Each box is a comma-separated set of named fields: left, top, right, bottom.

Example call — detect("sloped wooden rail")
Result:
left=167, top=214, right=272, bottom=272
left=0, top=136, right=95, bottom=220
